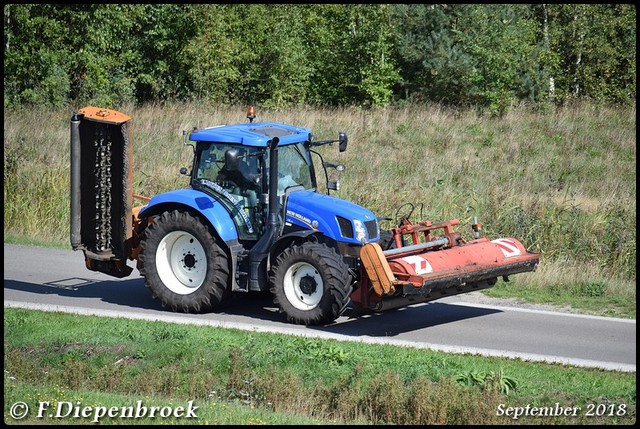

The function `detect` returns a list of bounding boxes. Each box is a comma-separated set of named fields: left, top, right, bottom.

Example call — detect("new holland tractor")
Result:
left=70, top=106, right=539, bottom=325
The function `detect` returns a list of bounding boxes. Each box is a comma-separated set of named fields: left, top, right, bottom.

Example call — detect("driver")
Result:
left=216, top=151, right=257, bottom=193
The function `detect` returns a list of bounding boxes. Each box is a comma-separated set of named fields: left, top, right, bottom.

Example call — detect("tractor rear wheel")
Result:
left=270, top=242, right=351, bottom=325
left=138, top=210, right=230, bottom=313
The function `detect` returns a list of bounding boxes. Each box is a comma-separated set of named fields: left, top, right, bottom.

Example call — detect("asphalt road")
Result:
left=3, top=243, right=635, bottom=372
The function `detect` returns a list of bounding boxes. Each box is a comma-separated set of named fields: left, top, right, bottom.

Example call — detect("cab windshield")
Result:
left=276, top=142, right=315, bottom=194
left=195, top=142, right=315, bottom=195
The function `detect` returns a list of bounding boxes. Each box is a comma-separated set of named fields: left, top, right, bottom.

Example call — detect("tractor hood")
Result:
left=284, top=190, right=379, bottom=244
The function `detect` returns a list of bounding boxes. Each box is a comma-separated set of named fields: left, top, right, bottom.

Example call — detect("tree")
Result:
left=391, top=4, right=548, bottom=114
left=183, top=4, right=312, bottom=107
left=543, top=4, right=636, bottom=105
left=303, top=4, right=399, bottom=106
left=390, top=4, right=475, bottom=105
left=455, top=4, right=543, bottom=114
left=3, top=4, right=635, bottom=108
left=4, top=4, right=76, bottom=106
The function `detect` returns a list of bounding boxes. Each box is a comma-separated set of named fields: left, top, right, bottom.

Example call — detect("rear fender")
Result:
left=138, top=189, right=239, bottom=243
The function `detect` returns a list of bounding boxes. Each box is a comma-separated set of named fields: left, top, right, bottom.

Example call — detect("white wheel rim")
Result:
left=155, top=231, right=207, bottom=295
left=283, top=261, right=324, bottom=310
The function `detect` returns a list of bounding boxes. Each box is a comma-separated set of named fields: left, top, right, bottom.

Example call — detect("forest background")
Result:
left=3, top=4, right=636, bottom=112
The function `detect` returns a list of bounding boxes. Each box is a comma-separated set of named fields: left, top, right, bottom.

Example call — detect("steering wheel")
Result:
left=218, top=179, right=239, bottom=190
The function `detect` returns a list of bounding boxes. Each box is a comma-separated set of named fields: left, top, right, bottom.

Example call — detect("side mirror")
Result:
left=179, top=167, right=189, bottom=176
left=224, top=149, right=240, bottom=171
left=338, top=132, right=348, bottom=152
left=323, top=162, right=345, bottom=192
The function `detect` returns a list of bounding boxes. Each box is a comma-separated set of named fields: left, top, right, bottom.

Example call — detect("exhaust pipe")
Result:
left=248, top=137, right=281, bottom=289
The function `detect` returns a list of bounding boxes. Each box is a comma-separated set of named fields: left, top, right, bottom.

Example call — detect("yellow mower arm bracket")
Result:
left=360, top=242, right=396, bottom=295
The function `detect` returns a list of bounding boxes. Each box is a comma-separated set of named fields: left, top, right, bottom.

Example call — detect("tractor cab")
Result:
left=184, top=107, right=348, bottom=241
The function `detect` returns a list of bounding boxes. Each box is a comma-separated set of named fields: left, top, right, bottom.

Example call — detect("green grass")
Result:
left=3, top=308, right=636, bottom=425
left=3, top=234, right=68, bottom=250
left=485, top=280, right=636, bottom=319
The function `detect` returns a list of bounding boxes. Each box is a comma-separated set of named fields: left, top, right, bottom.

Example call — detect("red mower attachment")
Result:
left=355, top=217, right=540, bottom=312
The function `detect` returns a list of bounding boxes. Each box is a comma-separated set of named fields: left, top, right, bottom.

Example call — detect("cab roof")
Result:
left=189, top=121, right=312, bottom=147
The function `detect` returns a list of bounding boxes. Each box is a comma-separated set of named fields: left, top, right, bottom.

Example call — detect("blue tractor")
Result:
left=70, top=106, right=539, bottom=325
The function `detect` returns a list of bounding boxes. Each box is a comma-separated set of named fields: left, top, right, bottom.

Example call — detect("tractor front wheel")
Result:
left=138, top=210, right=230, bottom=313
left=270, top=242, right=351, bottom=325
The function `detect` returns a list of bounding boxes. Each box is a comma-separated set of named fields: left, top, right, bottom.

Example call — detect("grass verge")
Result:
left=4, top=308, right=636, bottom=425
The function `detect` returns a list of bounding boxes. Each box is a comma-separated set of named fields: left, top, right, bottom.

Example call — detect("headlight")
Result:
left=353, top=219, right=367, bottom=244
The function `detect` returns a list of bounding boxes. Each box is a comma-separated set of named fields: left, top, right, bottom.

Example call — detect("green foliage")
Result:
left=4, top=4, right=73, bottom=106
left=390, top=4, right=474, bottom=105
left=183, top=5, right=314, bottom=107
left=4, top=5, right=634, bottom=108
left=391, top=4, right=554, bottom=112
left=455, top=369, right=519, bottom=395
left=543, top=4, right=636, bottom=105
left=302, top=4, right=399, bottom=107
left=573, top=281, right=607, bottom=298
left=454, top=369, right=486, bottom=388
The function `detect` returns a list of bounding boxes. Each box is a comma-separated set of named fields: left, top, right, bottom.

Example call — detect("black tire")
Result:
left=138, top=210, right=230, bottom=313
left=270, top=242, right=352, bottom=325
